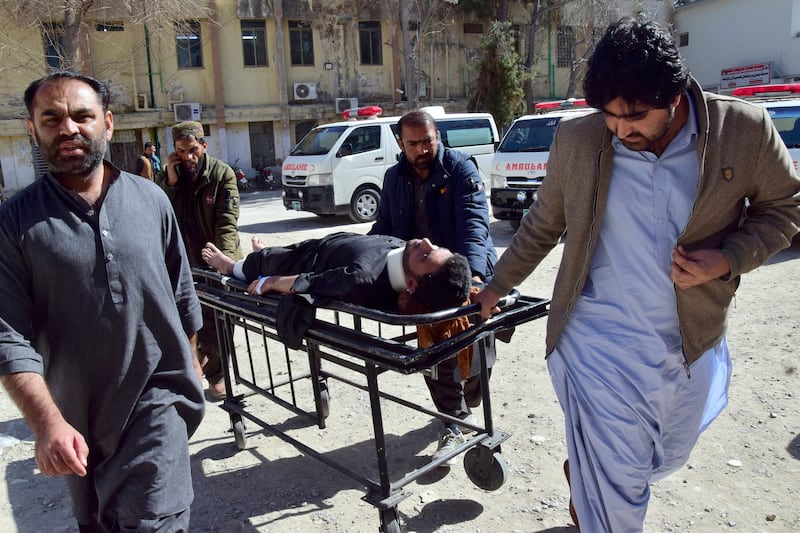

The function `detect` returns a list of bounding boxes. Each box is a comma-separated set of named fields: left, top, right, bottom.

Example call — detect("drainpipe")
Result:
left=144, top=23, right=159, bottom=153
left=208, top=0, right=229, bottom=161
left=548, top=22, right=555, bottom=98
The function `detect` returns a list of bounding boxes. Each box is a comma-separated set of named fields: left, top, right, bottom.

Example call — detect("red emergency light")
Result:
left=342, top=106, right=383, bottom=119
left=534, top=98, right=588, bottom=112
left=732, top=84, right=800, bottom=97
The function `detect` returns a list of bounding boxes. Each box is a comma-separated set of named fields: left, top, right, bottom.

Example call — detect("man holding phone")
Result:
left=157, top=121, right=242, bottom=400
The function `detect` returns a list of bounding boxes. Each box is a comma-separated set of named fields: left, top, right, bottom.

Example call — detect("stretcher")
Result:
left=193, top=268, right=549, bottom=532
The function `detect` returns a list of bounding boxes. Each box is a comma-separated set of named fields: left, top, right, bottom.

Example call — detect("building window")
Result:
left=556, top=25, right=575, bottom=69
left=242, top=20, right=268, bottom=67
left=176, top=21, right=203, bottom=69
left=359, top=21, right=382, bottom=65
left=289, top=20, right=314, bottom=66
left=42, top=23, right=65, bottom=71
left=463, top=23, right=484, bottom=34
left=95, top=22, right=124, bottom=32
left=678, top=32, right=689, bottom=47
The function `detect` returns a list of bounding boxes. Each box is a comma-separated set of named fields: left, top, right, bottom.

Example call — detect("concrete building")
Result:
left=0, top=0, right=666, bottom=196
left=673, top=0, right=800, bottom=92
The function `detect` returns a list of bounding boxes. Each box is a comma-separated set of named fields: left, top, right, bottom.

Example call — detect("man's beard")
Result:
left=181, top=154, right=205, bottom=179
left=411, top=153, right=435, bottom=172
left=36, top=132, right=106, bottom=178
left=621, top=106, right=675, bottom=153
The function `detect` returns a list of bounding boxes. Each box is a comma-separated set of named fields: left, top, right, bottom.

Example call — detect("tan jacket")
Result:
left=488, top=78, right=800, bottom=365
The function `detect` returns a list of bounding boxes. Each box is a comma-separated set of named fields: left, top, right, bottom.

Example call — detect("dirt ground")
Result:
left=0, top=190, right=798, bottom=532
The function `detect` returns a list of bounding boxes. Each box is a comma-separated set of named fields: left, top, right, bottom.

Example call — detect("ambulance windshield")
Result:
left=290, top=125, right=349, bottom=156
left=497, top=117, right=563, bottom=153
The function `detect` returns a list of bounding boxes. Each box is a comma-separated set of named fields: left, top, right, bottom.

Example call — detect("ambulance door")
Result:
left=331, top=124, right=387, bottom=215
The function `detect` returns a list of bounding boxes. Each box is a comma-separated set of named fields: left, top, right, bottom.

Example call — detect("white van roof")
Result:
left=319, top=106, right=497, bottom=129
left=511, top=106, right=595, bottom=123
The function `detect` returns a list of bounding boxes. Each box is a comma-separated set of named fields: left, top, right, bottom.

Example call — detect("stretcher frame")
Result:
left=193, top=268, right=549, bottom=532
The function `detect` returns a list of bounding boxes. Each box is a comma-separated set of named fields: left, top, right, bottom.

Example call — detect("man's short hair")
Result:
left=24, top=71, right=111, bottom=116
left=172, top=121, right=205, bottom=142
left=584, top=17, right=689, bottom=110
left=144, top=142, right=155, bottom=150
left=414, top=253, right=471, bottom=311
left=398, top=110, right=437, bottom=139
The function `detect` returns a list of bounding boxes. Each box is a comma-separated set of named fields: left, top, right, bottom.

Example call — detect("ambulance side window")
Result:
left=340, top=125, right=382, bottom=156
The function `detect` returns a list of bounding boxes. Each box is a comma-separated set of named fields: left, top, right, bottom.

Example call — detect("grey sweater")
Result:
left=489, top=78, right=800, bottom=364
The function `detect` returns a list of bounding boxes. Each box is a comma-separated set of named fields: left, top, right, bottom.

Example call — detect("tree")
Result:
left=393, top=0, right=461, bottom=109
left=0, top=0, right=213, bottom=73
left=469, top=20, right=525, bottom=131
left=561, top=0, right=663, bottom=98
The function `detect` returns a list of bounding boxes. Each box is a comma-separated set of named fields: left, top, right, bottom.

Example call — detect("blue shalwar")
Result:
left=547, top=99, right=732, bottom=532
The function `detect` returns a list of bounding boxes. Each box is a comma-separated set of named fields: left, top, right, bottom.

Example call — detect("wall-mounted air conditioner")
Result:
left=173, top=102, right=201, bottom=122
left=335, top=97, right=359, bottom=114
left=293, top=82, right=318, bottom=101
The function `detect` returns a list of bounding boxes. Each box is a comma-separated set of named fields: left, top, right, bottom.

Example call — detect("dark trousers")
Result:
left=198, top=300, right=223, bottom=384
left=425, top=336, right=494, bottom=427
left=78, top=509, right=189, bottom=532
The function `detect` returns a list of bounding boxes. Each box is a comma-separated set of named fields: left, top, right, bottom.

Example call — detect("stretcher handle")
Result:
left=496, top=289, right=519, bottom=308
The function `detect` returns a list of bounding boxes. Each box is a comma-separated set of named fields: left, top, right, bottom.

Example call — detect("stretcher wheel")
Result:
left=464, top=447, right=508, bottom=491
left=232, top=416, right=247, bottom=450
left=379, top=507, right=401, bottom=533
left=319, top=388, right=330, bottom=419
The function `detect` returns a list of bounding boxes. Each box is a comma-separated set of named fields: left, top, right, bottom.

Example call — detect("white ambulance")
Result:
left=282, top=106, right=499, bottom=223
left=731, top=83, right=800, bottom=175
left=488, top=98, right=596, bottom=229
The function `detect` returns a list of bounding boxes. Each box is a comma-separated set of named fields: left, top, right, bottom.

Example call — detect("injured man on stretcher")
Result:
left=201, top=232, right=471, bottom=311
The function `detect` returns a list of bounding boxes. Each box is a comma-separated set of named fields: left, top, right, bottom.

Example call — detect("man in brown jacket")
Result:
left=157, top=121, right=243, bottom=399
left=475, top=18, right=800, bottom=532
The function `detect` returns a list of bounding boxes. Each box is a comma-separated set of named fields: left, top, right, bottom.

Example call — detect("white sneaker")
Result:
left=432, top=427, right=466, bottom=467
left=458, top=413, right=478, bottom=433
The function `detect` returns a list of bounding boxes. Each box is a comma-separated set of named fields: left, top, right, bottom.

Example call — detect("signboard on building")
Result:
left=721, top=63, right=772, bottom=89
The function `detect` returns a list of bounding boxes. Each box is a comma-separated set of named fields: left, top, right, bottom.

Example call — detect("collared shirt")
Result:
left=412, top=171, right=433, bottom=239
left=594, top=95, right=700, bottom=349
left=385, top=246, right=408, bottom=291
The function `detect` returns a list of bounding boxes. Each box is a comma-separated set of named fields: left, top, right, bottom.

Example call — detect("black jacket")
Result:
left=241, top=232, right=404, bottom=308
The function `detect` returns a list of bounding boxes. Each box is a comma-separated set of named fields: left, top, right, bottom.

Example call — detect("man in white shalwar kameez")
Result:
left=475, top=17, right=800, bottom=532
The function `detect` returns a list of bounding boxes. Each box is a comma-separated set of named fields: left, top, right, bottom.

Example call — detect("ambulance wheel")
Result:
left=464, top=447, right=508, bottom=491
left=349, top=187, right=380, bottom=223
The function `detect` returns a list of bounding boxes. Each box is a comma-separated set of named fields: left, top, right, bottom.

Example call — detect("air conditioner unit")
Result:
left=335, top=97, right=359, bottom=114
left=174, top=102, right=202, bottom=122
left=293, top=82, right=318, bottom=101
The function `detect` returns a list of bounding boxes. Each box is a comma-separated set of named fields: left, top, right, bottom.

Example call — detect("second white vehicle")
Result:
left=282, top=106, right=499, bottom=223
left=489, top=98, right=595, bottom=229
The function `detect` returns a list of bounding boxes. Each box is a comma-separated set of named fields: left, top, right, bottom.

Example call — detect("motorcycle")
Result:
left=255, top=158, right=277, bottom=190
left=230, top=159, right=249, bottom=191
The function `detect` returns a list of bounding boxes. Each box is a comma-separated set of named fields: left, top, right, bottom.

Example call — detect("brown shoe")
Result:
left=564, top=459, right=579, bottom=528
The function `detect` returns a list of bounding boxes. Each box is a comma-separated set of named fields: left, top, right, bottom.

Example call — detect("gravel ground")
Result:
left=1, top=189, right=798, bottom=532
